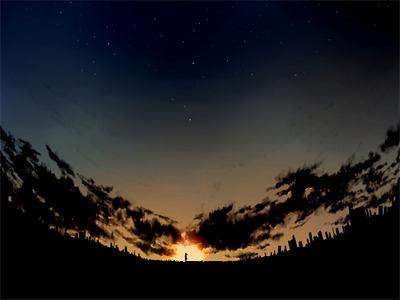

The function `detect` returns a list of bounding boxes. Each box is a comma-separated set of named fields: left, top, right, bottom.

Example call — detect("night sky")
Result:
left=2, top=1, right=398, bottom=259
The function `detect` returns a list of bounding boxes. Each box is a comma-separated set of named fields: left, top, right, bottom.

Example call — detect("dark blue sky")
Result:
left=2, top=1, right=398, bottom=254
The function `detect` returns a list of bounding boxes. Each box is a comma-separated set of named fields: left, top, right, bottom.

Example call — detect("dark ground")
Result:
left=2, top=200, right=399, bottom=298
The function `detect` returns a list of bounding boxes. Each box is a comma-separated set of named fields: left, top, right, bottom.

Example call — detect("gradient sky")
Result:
left=1, top=1, right=398, bottom=259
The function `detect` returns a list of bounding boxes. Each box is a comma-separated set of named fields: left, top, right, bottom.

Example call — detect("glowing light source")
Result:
left=172, top=243, right=205, bottom=261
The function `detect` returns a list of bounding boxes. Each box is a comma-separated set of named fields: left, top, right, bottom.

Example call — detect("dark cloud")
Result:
left=79, top=175, right=183, bottom=256
left=270, top=232, right=284, bottom=241
left=2, top=127, right=182, bottom=257
left=380, top=123, right=399, bottom=152
left=2, top=124, right=398, bottom=257
left=188, top=125, right=399, bottom=253
left=46, top=145, right=75, bottom=177
left=154, top=212, right=177, bottom=224
left=187, top=200, right=274, bottom=251
left=225, top=251, right=260, bottom=260
left=125, top=206, right=182, bottom=256
left=194, top=213, right=204, bottom=221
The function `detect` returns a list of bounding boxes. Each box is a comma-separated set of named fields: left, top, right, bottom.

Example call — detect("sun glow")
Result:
left=172, top=243, right=205, bottom=261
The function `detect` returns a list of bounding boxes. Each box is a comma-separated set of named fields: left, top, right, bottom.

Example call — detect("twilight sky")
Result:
left=1, top=1, right=398, bottom=259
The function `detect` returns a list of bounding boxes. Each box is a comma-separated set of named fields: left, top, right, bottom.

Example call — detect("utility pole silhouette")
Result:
left=184, top=252, right=188, bottom=262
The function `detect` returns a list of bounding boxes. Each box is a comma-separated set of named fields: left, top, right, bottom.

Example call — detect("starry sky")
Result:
left=1, top=1, right=398, bottom=258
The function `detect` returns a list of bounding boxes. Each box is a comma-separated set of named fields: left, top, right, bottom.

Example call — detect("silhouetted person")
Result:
left=184, top=252, right=188, bottom=262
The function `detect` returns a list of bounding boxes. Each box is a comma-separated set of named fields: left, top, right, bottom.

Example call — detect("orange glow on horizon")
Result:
left=172, top=243, right=205, bottom=261
left=171, top=233, right=205, bottom=261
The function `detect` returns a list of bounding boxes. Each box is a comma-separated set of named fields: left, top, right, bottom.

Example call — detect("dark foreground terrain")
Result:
left=2, top=200, right=399, bottom=298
